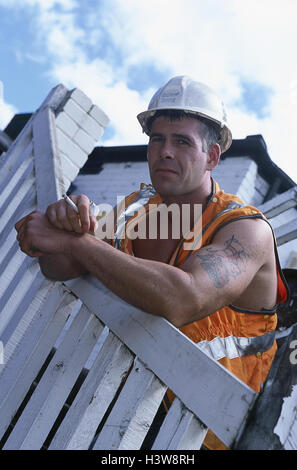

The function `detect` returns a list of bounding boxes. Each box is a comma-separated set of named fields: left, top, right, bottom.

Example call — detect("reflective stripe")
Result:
left=196, top=330, right=275, bottom=361
left=114, top=185, right=157, bottom=250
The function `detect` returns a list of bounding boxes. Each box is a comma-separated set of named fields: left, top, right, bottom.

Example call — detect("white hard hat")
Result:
left=137, top=75, right=232, bottom=153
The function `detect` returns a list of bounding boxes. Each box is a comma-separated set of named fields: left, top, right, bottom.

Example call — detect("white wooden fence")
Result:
left=0, top=85, right=261, bottom=450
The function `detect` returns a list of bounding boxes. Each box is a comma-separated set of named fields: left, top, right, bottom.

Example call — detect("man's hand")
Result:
left=46, top=194, right=97, bottom=234
left=14, top=195, right=99, bottom=279
left=15, top=210, right=77, bottom=258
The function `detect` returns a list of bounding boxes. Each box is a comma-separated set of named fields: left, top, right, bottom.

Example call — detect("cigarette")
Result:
left=62, top=193, right=79, bottom=213
left=62, top=193, right=99, bottom=217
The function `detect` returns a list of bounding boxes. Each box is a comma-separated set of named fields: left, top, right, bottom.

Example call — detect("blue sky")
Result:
left=0, top=0, right=296, bottom=182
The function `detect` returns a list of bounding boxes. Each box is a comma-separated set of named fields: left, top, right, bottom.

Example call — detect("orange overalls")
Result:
left=111, top=180, right=289, bottom=449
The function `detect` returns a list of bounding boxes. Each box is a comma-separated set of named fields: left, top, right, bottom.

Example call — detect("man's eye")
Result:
left=178, top=139, right=189, bottom=145
left=150, top=136, right=162, bottom=143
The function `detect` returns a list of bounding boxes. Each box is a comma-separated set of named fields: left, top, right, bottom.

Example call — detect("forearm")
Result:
left=70, top=234, right=196, bottom=326
left=39, top=253, right=87, bottom=281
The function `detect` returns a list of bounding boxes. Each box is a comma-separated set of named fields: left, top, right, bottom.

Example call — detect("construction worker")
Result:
left=15, top=76, right=289, bottom=449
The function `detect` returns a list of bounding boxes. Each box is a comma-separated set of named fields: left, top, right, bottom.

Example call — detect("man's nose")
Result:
left=160, top=140, right=174, bottom=159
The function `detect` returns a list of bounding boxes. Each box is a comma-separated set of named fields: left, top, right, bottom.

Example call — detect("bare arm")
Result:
left=16, top=211, right=275, bottom=327
left=62, top=218, right=274, bottom=326
left=38, top=253, right=87, bottom=281
left=180, top=218, right=277, bottom=323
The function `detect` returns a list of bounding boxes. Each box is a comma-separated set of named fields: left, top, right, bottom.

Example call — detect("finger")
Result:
left=76, top=194, right=91, bottom=233
left=56, top=203, right=74, bottom=232
left=47, top=202, right=72, bottom=232
left=16, top=224, right=24, bottom=242
left=89, top=215, right=98, bottom=233
left=14, top=212, right=35, bottom=232
left=17, top=230, right=43, bottom=257
left=65, top=200, right=82, bottom=233
left=19, top=244, right=43, bottom=258
left=15, top=217, right=27, bottom=232
left=29, top=246, right=44, bottom=257
left=46, top=204, right=64, bottom=230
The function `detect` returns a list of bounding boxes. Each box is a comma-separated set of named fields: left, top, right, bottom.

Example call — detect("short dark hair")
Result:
left=146, top=109, right=220, bottom=151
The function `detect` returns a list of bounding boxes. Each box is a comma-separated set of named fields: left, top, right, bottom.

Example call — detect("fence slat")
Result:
left=49, top=333, right=134, bottom=450
left=0, top=178, right=36, bottom=240
left=0, top=147, right=33, bottom=214
left=0, top=122, right=33, bottom=186
left=33, top=107, right=64, bottom=210
left=0, top=266, right=43, bottom=341
left=1, top=280, right=60, bottom=366
left=3, top=305, right=104, bottom=450
left=0, top=286, right=76, bottom=440
left=118, top=374, right=167, bottom=450
left=177, top=414, right=208, bottom=450
left=152, top=398, right=207, bottom=450
left=93, top=358, right=161, bottom=450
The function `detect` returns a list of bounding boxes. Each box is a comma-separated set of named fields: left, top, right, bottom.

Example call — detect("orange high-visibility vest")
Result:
left=112, top=180, right=288, bottom=395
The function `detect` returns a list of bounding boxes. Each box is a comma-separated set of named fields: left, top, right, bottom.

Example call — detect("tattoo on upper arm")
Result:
left=195, top=235, right=250, bottom=288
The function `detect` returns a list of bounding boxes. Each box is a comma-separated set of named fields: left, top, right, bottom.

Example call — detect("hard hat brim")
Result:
left=137, top=107, right=232, bottom=153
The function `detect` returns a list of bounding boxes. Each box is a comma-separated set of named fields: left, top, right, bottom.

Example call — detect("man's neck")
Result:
left=160, top=178, right=214, bottom=233
left=161, top=177, right=214, bottom=211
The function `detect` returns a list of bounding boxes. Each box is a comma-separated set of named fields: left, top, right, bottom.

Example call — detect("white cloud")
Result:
left=0, top=81, right=18, bottom=129
left=0, top=0, right=76, bottom=9
left=0, top=0, right=296, bottom=180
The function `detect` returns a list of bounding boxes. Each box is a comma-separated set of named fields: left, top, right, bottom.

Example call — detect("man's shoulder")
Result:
left=207, top=186, right=266, bottom=237
left=215, top=186, right=250, bottom=210
left=212, top=216, right=274, bottom=256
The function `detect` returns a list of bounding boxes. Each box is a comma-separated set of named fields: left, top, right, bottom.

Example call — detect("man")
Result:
left=15, top=76, right=288, bottom=449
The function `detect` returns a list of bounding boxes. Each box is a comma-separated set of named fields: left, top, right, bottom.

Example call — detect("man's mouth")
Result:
left=155, top=167, right=178, bottom=175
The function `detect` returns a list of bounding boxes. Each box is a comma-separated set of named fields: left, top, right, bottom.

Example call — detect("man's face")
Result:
left=147, top=115, right=215, bottom=199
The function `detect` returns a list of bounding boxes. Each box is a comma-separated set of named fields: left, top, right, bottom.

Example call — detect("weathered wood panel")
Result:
left=33, top=107, right=64, bottom=210
left=259, top=186, right=297, bottom=219
left=92, top=358, right=166, bottom=450
left=117, top=373, right=166, bottom=450
left=152, top=398, right=208, bottom=450
left=0, top=84, right=110, bottom=449
left=65, top=275, right=256, bottom=448
left=49, top=334, right=134, bottom=450
left=3, top=304, right=103, bottom=450
left=274, top=219, right=297, bottom=247
left=0, top=285, right=76, bottom=441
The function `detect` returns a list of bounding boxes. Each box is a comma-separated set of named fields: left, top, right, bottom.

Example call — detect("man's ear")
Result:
left=207, top=143, right=221, bottom=170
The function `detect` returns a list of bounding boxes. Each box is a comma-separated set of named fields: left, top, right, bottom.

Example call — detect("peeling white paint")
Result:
left=274, top=385, right=297, bottom=450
